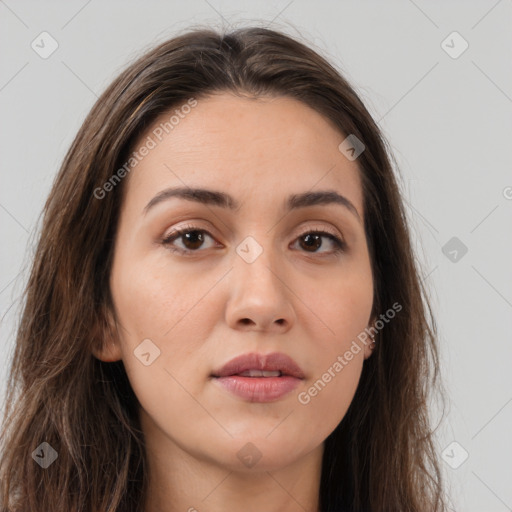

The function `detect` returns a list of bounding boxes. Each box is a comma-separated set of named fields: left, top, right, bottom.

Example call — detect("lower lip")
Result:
left=212, top=375, right=302, bottom=402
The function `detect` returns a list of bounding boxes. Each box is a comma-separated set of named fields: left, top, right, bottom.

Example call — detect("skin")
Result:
left=92, top=92, right=375, bottom=512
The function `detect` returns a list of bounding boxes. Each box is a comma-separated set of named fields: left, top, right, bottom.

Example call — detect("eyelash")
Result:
left=161, top=224, right=346, bottom=256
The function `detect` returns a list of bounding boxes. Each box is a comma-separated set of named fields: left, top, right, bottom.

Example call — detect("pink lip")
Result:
left=213, top=375, right=302, bottom=402
left=211, top=352, right=305, bottom=403
left=211, top=352, right=305, bottom=379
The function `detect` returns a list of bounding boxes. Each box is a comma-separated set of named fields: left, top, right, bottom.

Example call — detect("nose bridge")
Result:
left=234, top=232, right=284, bottom=294
left=226, top=232, right=295, bottom=331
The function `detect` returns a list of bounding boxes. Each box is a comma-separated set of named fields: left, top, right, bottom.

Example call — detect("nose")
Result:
left=225, top=244, right=296, bottom=333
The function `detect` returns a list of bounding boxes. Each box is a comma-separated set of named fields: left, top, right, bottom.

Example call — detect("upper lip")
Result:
left=211, top=352, right=305, bottom=379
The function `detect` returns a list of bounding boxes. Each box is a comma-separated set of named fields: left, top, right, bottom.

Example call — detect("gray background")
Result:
left=1, top=1, right=511, bottom=510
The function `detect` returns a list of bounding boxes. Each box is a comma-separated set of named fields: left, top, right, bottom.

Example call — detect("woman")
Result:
left=0, top=26, right=448, bottom=511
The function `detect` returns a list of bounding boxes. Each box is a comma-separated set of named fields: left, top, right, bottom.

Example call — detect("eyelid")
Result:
left=162, top=220, right=343, bottom=240
left=162, top=222, right=212, bottom=241
left=298, top=223, right=343, bottom=241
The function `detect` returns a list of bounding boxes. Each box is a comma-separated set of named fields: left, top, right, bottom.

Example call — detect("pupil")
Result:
left=184, top=231, right=203, bottom=249
left=302, top=233, right=321, bottom=251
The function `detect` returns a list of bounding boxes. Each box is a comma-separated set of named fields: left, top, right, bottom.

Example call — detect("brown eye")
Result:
left=299, top=233, right=322, bottom=252
left=178, top=230, right=205, bottom=250
left=293, top=230, right=346, bottom=255
left=162, top=227, right=217, bottom=253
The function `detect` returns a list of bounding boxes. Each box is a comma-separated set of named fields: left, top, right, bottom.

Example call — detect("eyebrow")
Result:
left=143, top=186, right=361, bottom=222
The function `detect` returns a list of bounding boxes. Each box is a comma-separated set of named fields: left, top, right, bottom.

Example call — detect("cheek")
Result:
left=304, top=259, right=374, bottom=350
left=111, top=254, right=218, bottom=342
left=294, top=280, right=371, bottom=438
left=286, top=262, right=372, bottom=436
left=109, top=263, right=214, bottom=431
left=295, top=261, right=372, bottom=402
left=109, top=256, right=223, bottom=393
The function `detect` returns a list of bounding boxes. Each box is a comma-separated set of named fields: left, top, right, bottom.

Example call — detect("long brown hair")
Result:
left=0, top=25, right=448, bottom=511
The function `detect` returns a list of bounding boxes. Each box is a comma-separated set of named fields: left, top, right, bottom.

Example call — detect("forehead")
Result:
left=125, top=92, right=364, bottom=218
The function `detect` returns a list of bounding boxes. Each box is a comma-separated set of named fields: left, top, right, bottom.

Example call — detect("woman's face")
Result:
left=95, top=92, right=374, bottom=473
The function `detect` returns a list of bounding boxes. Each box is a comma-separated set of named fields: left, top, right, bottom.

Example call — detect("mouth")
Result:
left=211, top=352, right=305, bottom=379
left=234, top=370, right=283, bottom=377
left=210, top=352, right=305, bottom=402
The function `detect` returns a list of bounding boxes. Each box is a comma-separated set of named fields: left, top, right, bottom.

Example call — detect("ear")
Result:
left=363, top=316, right=377, bottom=360
left=90, top=303, right=123, bottom=362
